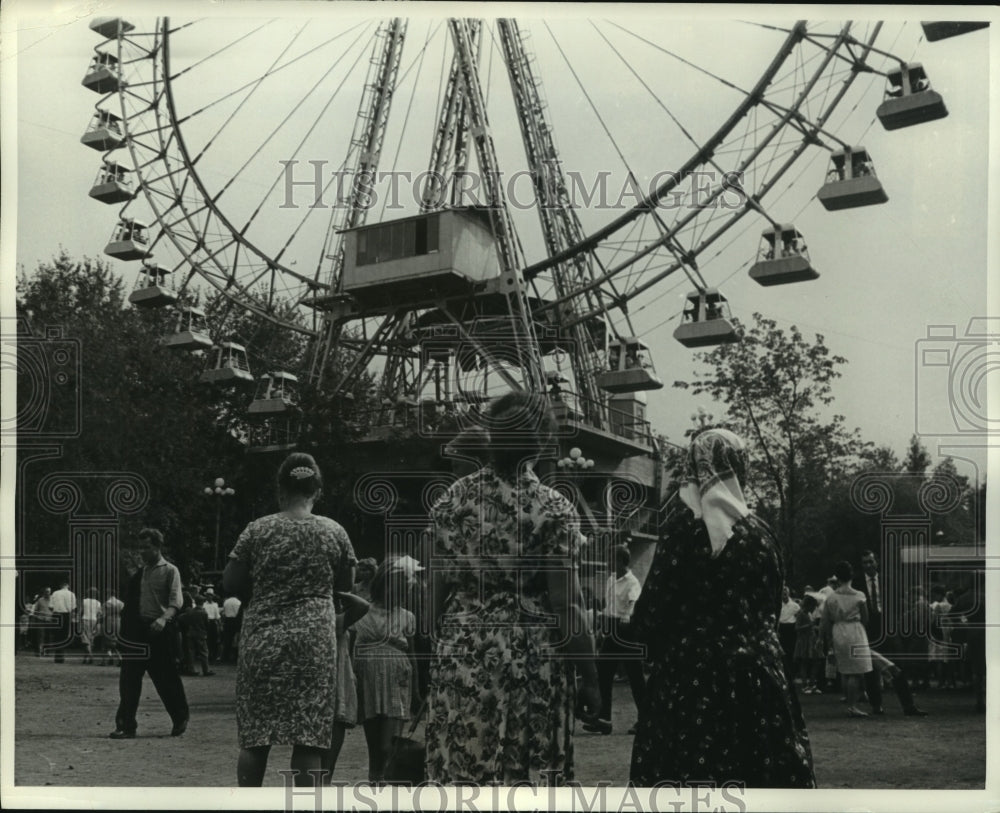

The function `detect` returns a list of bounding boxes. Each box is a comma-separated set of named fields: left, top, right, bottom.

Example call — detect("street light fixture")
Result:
left=557, top=446, right=595, bottom=470
left=203, top=477, right=236, bottom=570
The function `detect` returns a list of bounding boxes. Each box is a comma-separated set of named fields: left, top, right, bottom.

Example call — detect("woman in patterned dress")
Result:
left=224, top=452, right=357, bottom=786
left=425, top=391, right=601, bottom=784
left=629, top=427, right=816, bottom=788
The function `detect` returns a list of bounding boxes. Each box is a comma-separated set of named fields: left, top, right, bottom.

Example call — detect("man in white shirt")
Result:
left=584, top=544, right=645, bottom=736
left=48, top=581, right=77, bottom=663
left=80, top=588, right=104, bottom=664
left=202, top=588, right=222, bottom=662
left=221, top=594, right=242, bottom=663
left=778, top=585, right=800, bottom=673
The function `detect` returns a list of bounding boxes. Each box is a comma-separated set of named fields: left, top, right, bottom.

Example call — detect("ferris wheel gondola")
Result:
left=128, top=261, right=177, bottom=308
left=817, top=147, right=889, bottom=211
left=105, top=218, right=151, bottom=261
left=673, top=290, right=739, bottom=349
left=199, top=342, right=254, bottom=386
left=920, top=21, right=989, bottom=42
left=89, top=162, right=135, bottom=204
left=80, top=109, right=123, bottom=152
left=748, top=225, right=818, bottom=287
left=81, top=51, right=123, bottom=94
left=876, top=63, right=948, bottom=130
left=162, top=306, right=212, bottom=352
left=595, top=339, right=664, bottom=394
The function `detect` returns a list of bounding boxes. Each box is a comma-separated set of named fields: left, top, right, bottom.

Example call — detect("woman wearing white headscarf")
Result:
left=629, top=427, right=815, bottom=788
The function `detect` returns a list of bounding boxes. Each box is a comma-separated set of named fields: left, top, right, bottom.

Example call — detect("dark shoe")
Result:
left=202, top=671, right=215, bottom=677
left=582, top=719, right=612, bottom=735
left=871, top=706, right=885, bottom=715
left=109, top=729, right=135, bottom=740
left=904, top=707, right=928, bottom=717
left=171, top=717, right=189, bottom=736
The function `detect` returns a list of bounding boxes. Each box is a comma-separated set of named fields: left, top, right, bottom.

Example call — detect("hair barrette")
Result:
left=289, top=466, right=315, bottom=479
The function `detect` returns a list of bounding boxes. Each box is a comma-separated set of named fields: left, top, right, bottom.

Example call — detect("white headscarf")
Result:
left=678, top=428, right=751, bottom=556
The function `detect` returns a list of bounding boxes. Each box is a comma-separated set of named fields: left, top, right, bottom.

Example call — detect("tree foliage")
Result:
left=14, top=252, right=367, bottom=590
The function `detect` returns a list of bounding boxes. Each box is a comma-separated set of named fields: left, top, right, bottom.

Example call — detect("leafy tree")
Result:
left=674, top=313, right=869, bottom=583
left=16, top=253, right=249, bottom=588
left=902, top=434, right=932, bottom=475
left=16, top=252, right=383, bottom=588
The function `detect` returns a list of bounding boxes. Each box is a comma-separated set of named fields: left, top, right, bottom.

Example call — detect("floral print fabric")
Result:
left=629, top=511, right=816, bottom=788
left=424, top=465, right=582, bottom=784
left=230, top=513, right=356, bottom=749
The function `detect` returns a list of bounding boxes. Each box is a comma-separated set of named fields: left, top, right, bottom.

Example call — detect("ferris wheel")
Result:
left=78, top=15, right=983, bottom=457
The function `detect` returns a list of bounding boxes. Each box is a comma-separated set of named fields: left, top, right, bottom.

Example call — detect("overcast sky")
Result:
left=3, top=3, right=997, bottom=485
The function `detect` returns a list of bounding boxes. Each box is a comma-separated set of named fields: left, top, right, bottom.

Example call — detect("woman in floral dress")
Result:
left=224, top=452, right=356, bottom=786
left=629, top=428, right=815, bottom=788
left=425, top=391, right=601, bottom=784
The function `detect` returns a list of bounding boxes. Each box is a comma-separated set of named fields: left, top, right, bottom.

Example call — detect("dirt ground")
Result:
left=13, top=650, right=987, bottom=789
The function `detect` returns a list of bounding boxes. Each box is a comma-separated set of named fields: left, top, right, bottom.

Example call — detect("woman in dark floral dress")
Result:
left=425, top=392, right=601, bottom=784
left=630, top=428, right=815, bottom=788
left=224, top=452, right=356, bottom=786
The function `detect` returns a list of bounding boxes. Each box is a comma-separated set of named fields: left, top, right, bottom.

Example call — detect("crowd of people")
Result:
left=18, top=392, right=985, bottom=789
left=777, top=557, right=985, bottom=716
left=20, top=574, right=243, bottom=672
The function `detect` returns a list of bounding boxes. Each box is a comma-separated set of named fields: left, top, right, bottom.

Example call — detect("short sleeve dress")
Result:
left=424, top=465, right=582, bottom=784
left=230, top=513, right=356, bottom=749
left=822, top=586, right=872, bottom=675
left=629, top=511, right=816, bottom=788
left=352, top=605, right=416, bottom=721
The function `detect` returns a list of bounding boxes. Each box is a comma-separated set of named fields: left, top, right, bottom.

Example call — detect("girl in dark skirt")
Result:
left=629, top=428, right=816, bottom=789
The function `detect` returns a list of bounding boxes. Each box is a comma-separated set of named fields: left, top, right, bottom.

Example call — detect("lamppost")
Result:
left=557, top=446, right=594, bottom=471
left=203, top=477, right=235, bottom=570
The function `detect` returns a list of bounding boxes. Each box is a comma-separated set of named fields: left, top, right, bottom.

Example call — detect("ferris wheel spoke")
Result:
left=201, top=28, right=373, bottom=220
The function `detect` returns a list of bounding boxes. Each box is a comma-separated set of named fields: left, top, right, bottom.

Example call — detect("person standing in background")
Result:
left=80, top=588, right=103, bottom=664
left=103, top=590, right=124, bottom=666
left=49, top=581, right=78, bottom=663
left=202, top=588, right=223, bottom=663
left=32, top=588, right=53, bottom=657
left=855, top=550, right=927, bottom=717
left=585, top=544, right=645, bottom=736
left=778, top=585, right=801, bottom=677
left=221, top=593, right=243, bottom=664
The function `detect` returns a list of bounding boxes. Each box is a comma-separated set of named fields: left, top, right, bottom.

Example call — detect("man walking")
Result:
left=49, top=580, right=77, bottom=663
left=856, top=550, right=927, bottom=717
left=109, top=528, right=190, bottom=739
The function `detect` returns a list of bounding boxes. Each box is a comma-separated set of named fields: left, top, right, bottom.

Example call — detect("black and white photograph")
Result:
left=2, top=3, right=997, bottom=812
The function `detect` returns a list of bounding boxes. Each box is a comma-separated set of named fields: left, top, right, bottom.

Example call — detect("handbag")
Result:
left=383, top=700, right=427, bottom=785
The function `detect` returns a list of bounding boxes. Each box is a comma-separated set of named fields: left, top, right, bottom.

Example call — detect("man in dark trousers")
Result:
left=584, top=544, right=645, bottom=736
left=109, top=528, right=190, bottom=739
left=856, top=549, right=927, bottom=717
